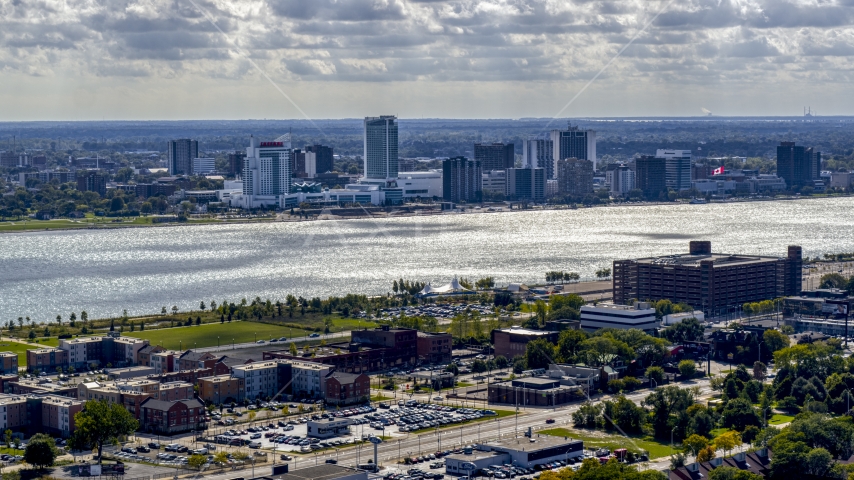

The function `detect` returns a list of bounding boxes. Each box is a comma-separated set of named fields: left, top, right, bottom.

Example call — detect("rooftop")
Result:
left=495, top=328, right=557, bottom=336
left=482, top=435, right=582, bottom=453
left=28, top=347, right=63, bottom=354
left=259, top=464, right=366, bottom=480
left=635, top=253, right=781, bottom=268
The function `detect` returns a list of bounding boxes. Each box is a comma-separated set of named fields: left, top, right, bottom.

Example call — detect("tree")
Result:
left=678, top=360, right=697, bottom=379
left=582, top=336, right=633, bottom=367
left=820, top=273, right=847, bottom=289
left=188, top=454, right=207, bottom=470
left=23, top=434, right=59, bottom=469
left=213, top=451, right=229, bottom=465
left=525, top=338, right=555, bottom=370
left=763, top=329, right=789, bottom=353
left=69, top=400, right=139, bottom=464
left=471, top=359, right=488, bottom=373
left=714, top=431, right=741, bottom=458
left=682, top=434, right=709, bottom=457
left=3, top=429, right=11, bottom=447
left=646, top=366, right=665, bottom=385
left=696, top=445, right=716, bottom=463
left=662, top=318, right=705, bottom=343
left=752, top=361, right=767, bottom=381
left=643, top=385, right=696, bottom=439
left=556, top=329, right=587, bottom=363
left=494, top=355, right=509, bottom=369
left=720, top=398, right=761, bottom=431
left=707, top=467, right=763, bottom=480
left=445, top=363, right=459, bottom=375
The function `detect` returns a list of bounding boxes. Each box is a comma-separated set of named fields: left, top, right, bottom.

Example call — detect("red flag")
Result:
left=712, top=166, right=724, bottom=175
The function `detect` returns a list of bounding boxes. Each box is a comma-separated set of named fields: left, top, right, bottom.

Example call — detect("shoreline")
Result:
left=0, top=194, right=842, bottom=236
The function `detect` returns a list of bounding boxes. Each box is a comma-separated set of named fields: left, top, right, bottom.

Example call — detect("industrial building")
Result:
left=613, top=241, right=802, bottom=316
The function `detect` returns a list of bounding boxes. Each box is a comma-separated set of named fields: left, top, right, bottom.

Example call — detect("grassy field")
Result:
left=0, top=340, right=43, bottom=366
left=123, top=321, right=318, bottom=349
left=768, top=414, right=794, bottom=426
left=539, top=427, right=672, bottom=460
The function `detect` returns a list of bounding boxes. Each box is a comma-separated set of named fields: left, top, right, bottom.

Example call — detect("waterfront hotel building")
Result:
left=613, top=241, right=802, bottom=316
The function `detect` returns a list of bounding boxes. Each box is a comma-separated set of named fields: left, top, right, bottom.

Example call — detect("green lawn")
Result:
left=371, top=395, right=393, bottom=402
left=768, top=414, right=794, bottom=426
left=124, top=321, right=313, bottom=349
left=0, top=340, right=42, bottom=367
left=540, top=428, right=673, bottom=460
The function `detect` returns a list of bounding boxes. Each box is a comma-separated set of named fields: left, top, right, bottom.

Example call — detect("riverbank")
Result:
left=0, top=193, right=842, bottom=234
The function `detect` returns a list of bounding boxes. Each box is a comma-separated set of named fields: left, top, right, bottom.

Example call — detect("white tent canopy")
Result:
left=418, top=277, right=473, bottom=295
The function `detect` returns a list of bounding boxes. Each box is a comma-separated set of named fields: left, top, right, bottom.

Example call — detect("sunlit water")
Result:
left=2, top=197, right=853, bottom=322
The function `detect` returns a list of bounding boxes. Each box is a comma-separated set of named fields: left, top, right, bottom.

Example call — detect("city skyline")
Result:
left=3, top=1, right=854, bottom=121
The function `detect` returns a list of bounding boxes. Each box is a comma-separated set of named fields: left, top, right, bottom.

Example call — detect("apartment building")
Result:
left=138, top=345, right=166, bottom=367
left=157, top=382, right=194, bottom=401
left=177, top=351, right=217, bottom=371
left=198, top=375, right=245, bottom=404
left=59, top=337, right=103, bottom=369
left=0, top=353, right=18, bottom=375
left=151, top=351, right=178, bottom=374
left=231, top=361, right=282, bottom=400
left=289, top=360, right=333, bottom=399
left=26, top=348, right=69, bottom=373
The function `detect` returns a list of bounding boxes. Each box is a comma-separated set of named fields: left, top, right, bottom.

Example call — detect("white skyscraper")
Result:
left=522, top=134, right=553, bottom=177
left=240, top=136, right=291, bottom=208
left=363, top=116, right=398, bottom=180
left=656, top=149, right=692, bottom=191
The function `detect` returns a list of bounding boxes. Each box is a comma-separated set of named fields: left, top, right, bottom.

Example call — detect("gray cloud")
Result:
left=0, top=0, right=853, bottom=96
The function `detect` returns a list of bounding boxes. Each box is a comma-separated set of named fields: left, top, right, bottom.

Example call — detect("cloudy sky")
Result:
left=2, top=0, right=854, bottom=120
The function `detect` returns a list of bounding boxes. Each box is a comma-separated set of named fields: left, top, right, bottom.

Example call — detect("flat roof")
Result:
left=495, top=328, right=557, bottom=336
left=446, top=451, right=506, bottom=462
left=257, top=464, right=365, bottom=480
left=483, top=435, right=582, bottom=452
left=633, top=253, right=781, bottom=268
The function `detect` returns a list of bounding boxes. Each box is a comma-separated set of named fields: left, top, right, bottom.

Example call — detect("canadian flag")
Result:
left=712, top=166, right=725, bottom=175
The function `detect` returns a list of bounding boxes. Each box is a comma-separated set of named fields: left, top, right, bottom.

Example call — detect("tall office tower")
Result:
left=363, top=116, right=398, bottom=180
left=556, top=158, right=594, bottom=197
left=550, top=125, right=597, bottom=174
left=76, top=170, right=107, bottom=197
left=635, top=156, right=667, bottom=199
left=442, top=157, right=482, bottom=203
left=474, top=143, right=514, bottom=172
left=777, top=141, right=820, bottom=190
left=656, top=149, right=692, bottom=191
left=522, top=135, right=553, bottom=178
left=304, top=145, right=334, bottom=176
left=506, top=167, right=545, bottom=202
left=242, top=136, right=291, bottom=207
left=227, top=152, right=246, bottom=177
left=291, top=148, right=306, bottom=178
left=167, top=139, right=198, bottom=175
left=610, top=164, right=635, bottom=196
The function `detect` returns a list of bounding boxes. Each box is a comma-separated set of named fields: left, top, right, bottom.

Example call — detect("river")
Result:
left=2, top=197, right=852, bottom=322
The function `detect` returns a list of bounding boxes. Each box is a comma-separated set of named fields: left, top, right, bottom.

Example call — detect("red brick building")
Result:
left=416, top=332, right=453, bottom=364
left=140, top=398, right=206, bottom=434
left=492, top=328, right=560, bottom=359
left=25, top=348, right=68, bottom=373
left=0, top=352, right=18, bottom=374
left=325, top=372, right=370, bottom=406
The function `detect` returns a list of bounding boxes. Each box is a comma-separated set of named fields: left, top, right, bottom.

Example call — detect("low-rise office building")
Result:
left=306, top=418, right=351, bottom=439
left=445, top=437, right=583, bottom=474
left=580, top=302, right=658, bottom=332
